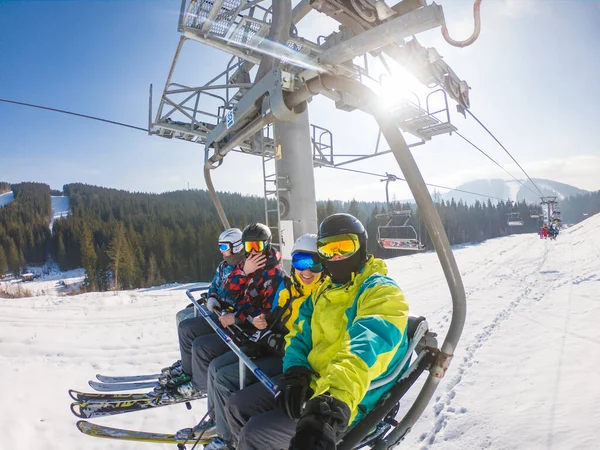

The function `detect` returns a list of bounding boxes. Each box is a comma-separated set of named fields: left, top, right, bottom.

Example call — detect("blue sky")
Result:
left=1, top=0, right=599, bottom=202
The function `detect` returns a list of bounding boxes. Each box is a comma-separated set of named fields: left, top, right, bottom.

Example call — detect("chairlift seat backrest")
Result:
left=342, top=316, right=436, bottom=450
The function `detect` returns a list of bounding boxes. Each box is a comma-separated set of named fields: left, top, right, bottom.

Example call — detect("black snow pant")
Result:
left=176, top=306, right=195, bottom=326
left=225, top=374, right=297, bottom=450
left=178, top=315, right=218, bottom=376
left=190, top=332, right=231, bottom=391
left=208, top=352, right=282, bottom=443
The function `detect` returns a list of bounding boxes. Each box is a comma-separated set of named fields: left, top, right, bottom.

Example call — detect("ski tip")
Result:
left=75, top=420, right=90, bottom=433
left=68, top=389, right=82, bottom=401
left=70, top=402, right=88, bottom=419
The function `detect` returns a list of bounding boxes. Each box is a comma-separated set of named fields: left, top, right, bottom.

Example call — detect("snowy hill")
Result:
left=50, top=195, right=70, bottom=231
left=0, top=190, right=14, bottom=207
left=442, top=178, right=587, bottom=204
left=1, top=215, right=600, bottom=449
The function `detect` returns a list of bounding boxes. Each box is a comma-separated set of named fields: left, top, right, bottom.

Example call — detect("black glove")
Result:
left=264, top=332, right=286, bottom=356
left=275, top=366, right=313, bottom=419
left=289, top=395, right=351, bottom=450
left=242, top=342, right=265, bottom=358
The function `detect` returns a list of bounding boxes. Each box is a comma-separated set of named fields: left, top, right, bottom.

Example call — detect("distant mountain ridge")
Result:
left=442, top=179, right=588, bottom=204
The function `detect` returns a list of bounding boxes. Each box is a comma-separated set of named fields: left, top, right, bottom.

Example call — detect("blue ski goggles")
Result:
left=218, top=242, right=231, bottom=252
left=292, top=252, right=323, bottom=273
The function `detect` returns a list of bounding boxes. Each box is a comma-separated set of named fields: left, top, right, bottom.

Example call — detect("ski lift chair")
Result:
left=339, top=316, right=438, bottom=450
left=377, top=221, right=425, bottom=251
left=506, top=212, right=523, bottom=227
left=529, top=210, right=542, bottom=219
left=377, top=174, right=426, bottom=251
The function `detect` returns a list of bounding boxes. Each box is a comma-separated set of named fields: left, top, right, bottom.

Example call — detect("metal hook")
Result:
left=441, top=0, right=483, bottom=48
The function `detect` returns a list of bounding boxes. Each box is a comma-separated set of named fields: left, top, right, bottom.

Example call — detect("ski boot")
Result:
left=203, top=437, right=234, bottom=450
left=158, top=361, right=185, bottom=387
left=159, top=381, right=206, bottom=403
left=175, top=418, right=218, bottom=441
left=160, top=360, right=183, bottom=377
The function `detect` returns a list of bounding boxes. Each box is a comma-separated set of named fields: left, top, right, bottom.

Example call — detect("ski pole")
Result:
left=185, top=289, right=279, bottom=396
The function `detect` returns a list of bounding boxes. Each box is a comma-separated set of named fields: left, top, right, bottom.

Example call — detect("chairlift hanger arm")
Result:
left=440, top=0, right=483, bottom=48
left=281, top=74, right=466, bottom=443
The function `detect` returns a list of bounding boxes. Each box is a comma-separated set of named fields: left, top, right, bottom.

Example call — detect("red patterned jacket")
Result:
left=224, top=247, right=285, bottom=324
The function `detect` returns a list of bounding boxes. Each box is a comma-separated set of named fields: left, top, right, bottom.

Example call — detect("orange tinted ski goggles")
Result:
left=244, top=240, right=268, bottom=253
left=316, top=234, right=360, bottom=260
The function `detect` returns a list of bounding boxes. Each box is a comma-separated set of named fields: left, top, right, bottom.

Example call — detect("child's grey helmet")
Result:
left=218, top=228, right=243, bottom=254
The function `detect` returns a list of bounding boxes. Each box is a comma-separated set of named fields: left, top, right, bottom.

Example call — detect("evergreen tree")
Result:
left=145, top=253, right=163, bottom=287
left=107, top=223, right=126, bottom=290
left=19, top=249, right=27, bottom=274
left=0, top=245, right=8, bottom=278
left=348, top=198, right=361, bottom=222
left=56, top=234, right=67, bottom=270
left=325, top=199, right=337, bottom=216
left=80, top=225, right=97, bottom=290
left=7, top=240, right=20, bottom=277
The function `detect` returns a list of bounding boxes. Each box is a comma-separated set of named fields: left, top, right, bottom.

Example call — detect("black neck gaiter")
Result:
left=324, top=251, right=364, bottom=285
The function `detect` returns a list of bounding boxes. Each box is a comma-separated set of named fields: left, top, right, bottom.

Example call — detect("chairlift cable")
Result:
left=454, top=131, right=540, bottom=198
left=465, top=109, right=545, bottom=197
left=322, top=165, right=504, bottom=201
left=0, top=98, right=148, bottom=133
left=2, top=97, right=504, bottom=202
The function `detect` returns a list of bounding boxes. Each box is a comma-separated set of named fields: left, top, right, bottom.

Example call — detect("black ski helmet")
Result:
left=242, top=223, right=272, bottom=255
left=318, top=213, right=367, bottom=249
left=318, top=213, right=368, bottom=283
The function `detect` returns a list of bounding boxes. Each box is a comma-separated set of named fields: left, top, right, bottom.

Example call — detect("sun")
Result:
left=377, top=66, right=423, bottom=109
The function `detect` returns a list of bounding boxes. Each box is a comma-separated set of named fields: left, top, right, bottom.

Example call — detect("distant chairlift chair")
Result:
left=377, top=175, right=425, bottom=251
left=529, top=209, right=542, bottom=219
left=506, top=212, right=524, bottom=227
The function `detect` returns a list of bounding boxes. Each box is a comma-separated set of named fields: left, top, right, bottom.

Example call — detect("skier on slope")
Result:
left=542, top=224, right=549, bottom=239
left=198, top=234, right=327, bottom=447
left=160, top=228, right=245, bottom=394
left=164, top=223, right=285, bottom=401
left=548, top=224, right=559, bottom=240
left=220, top=214, right=411, bottom=450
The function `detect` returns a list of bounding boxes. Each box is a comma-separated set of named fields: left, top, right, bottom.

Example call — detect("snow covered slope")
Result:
left=0, top=190, right=14, bottom=207
left=50, top=196, right=70, bottom=231
left=1, top=215, right=600, bottom=449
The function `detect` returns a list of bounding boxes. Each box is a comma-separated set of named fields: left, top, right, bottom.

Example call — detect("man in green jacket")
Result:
left=225, top=213, right=410, bottom=450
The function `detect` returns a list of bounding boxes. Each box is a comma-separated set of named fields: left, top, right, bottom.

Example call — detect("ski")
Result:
left=71, top=399, right=160, bottom=418
left=70, top=393, right=206, bottom=418
left=88, top=379, right=157, bottom=392
left=96, top=373, right=162, bottom=383
left=69, top=388, right=154, bottom=402
left=76, top=420, right=212, bottom=445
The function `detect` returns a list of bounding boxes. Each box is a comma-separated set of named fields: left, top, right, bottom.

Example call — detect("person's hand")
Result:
left=275, top=366, right=313, bottom=419
left=243, top=252, right=267, bottom=275
left=288, top=395, right=350, bottom=450
left=219, top=313, right=236, bottom=328
left=252, top=313, right=268, bottom=330
left=206, top=297, right=221, bottom=314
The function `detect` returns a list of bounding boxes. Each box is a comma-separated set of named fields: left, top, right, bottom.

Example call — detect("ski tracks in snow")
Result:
left=419, top=239, right=554, bottom=448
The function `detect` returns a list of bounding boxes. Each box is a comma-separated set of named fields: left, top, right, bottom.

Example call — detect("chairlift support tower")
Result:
left=149, top=0, right=483, bottom=446
left=540, top=196, right=560, bottom=225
